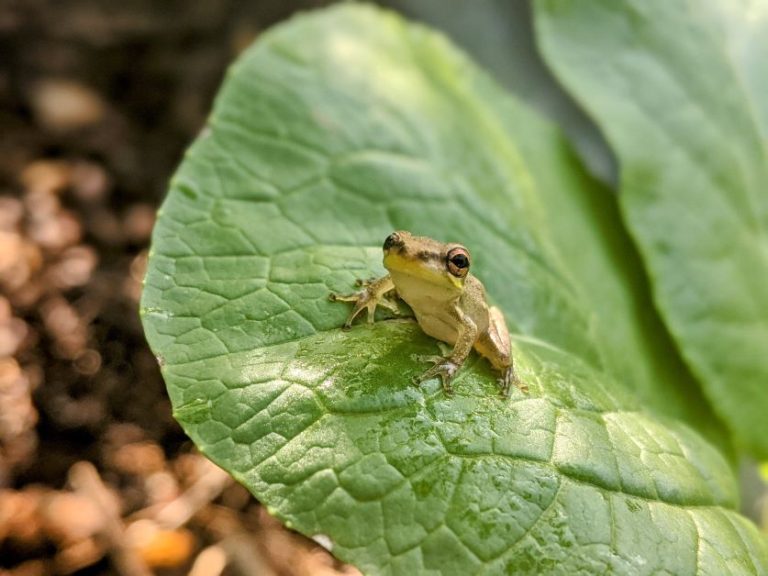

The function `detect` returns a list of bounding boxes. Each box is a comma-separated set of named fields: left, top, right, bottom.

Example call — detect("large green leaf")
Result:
left=491, top=92, right=730, bottom=454
left=141, top=5, right=768, bottom=574
left=535, top=0, right=768, bottom=458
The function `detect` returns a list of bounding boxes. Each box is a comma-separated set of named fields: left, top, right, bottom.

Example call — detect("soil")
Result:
left=0, top=2, right=360, bottom=574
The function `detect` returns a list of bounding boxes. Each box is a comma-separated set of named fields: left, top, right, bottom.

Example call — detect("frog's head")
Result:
left=382, top=230, right=470, bottom=290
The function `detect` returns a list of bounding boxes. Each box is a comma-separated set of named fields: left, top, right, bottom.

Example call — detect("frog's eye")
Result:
left=446, top=247, right=470, bottom=278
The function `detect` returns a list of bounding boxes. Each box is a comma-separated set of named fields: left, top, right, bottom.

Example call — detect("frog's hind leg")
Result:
left=475, top=306, right=527, bottom=396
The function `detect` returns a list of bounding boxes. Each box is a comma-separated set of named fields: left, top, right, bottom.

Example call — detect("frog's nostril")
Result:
left=383, top=232, right=402, bottom=251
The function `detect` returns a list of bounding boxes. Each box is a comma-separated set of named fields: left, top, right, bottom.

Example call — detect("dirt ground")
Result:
left=0, top=2, right=363, bottom=574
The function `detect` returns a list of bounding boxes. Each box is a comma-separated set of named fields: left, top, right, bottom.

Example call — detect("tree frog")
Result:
left=330, top=231, right=526, bottom=397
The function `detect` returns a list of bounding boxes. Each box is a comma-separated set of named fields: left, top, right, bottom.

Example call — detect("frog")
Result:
left=330, top=231, right=526, bottom=397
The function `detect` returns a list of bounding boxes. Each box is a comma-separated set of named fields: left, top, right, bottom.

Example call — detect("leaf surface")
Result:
left=142, top=5, right=768, bottom=574
left=535, top=0, right=768, bottom=458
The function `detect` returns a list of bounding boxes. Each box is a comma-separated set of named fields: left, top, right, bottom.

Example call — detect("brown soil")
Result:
left=0, top=2, right=359, bottom=575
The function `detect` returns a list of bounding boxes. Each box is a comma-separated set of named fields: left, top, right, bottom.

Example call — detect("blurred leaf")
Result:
left=386, top=0, right=617, bottom=184
left=142, top=4, right=767, bottom=573
left=535, top=0, right=768, bottom=458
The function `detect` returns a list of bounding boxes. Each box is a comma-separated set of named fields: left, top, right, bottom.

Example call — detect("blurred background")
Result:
left=0, top=2, right=361, bottom=574
left=0, top=1, right=764, bottom=575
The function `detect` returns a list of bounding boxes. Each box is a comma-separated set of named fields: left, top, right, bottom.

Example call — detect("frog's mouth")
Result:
left=383, top=251, right=464, bottom=290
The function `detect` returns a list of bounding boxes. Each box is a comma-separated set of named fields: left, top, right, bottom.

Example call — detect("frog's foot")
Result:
left=330, top=291, right=401, bottom=328
left=498, top=366, right=528, bottom=398
left=412, top=355, right=459, bottom=396
left=331, top=275, right=401, bottom=329
left=329, top=289, right=378, bottom=329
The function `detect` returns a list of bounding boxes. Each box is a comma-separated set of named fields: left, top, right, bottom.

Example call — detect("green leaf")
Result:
left=490, top=91, right=730, bottom=455
left=141, top=4, right=768, bottom=574
left=535, top=0, right=768, bottom=458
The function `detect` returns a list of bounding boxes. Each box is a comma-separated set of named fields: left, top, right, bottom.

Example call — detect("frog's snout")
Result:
left=383, top=231, right=405, bottom=252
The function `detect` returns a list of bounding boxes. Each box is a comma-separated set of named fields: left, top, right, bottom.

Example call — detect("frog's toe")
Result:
left=329, top=292, right=356, bottom=303
left=354, top=276, right=379, bottom=288
left=498, top=367, right=528, bottom=397
left=378, top=296, right=401, bottom=314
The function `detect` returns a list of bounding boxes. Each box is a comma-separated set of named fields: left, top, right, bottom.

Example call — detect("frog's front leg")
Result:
left=329, top=275, right=396, bottom=329
left=414, top=309, right=477, bottom=396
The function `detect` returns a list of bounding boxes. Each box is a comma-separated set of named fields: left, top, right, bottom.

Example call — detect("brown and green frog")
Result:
left=331, top=231, right=526, bottom=397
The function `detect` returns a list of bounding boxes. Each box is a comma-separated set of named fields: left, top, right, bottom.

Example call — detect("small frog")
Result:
left=330, top=231, right=526, bottom=396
